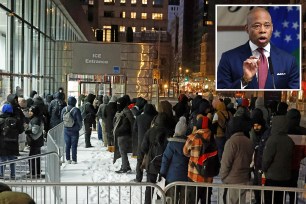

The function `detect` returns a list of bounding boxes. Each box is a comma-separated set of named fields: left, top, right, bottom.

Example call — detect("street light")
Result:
left=164, top=84, right=168, bottom=97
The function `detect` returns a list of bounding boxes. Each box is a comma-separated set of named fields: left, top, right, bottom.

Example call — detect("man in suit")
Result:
left=217, top=7, right=299, bottom=89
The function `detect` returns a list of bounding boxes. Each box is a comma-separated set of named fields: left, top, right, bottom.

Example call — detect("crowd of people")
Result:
left=0, top=88, right=305, bottom=204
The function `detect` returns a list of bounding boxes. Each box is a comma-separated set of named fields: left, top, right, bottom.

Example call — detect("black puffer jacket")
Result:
left=104, top=101, right=117, bottom=133
left=83, top=93, right=96, bottom=125
left=140, top=113, right=173, bottom=175
left=48, top=92, right=66, bottom=128
left=0, top=113, right=20, bottom=156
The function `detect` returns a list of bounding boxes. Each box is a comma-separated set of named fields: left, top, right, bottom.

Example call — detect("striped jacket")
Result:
left=183, top=129, right=213, bottom=183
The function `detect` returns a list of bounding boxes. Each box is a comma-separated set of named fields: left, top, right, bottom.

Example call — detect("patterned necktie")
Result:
left=257, top=48, right=268, bottom=89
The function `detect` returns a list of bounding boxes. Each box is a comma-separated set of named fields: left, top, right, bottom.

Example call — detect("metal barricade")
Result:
left=7, top=182, right=167, bottom=204
left=164, top=181, right=306, bottom=204
left=47, top=122, right=65, bottom=163
left=0, top=152, right=59, bottom=182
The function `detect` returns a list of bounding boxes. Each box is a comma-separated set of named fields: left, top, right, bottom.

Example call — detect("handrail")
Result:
left=0, top=152, right=59, bottom=165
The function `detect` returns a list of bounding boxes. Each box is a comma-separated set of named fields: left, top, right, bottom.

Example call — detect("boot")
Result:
left=107, top=146, right=115, bottom=152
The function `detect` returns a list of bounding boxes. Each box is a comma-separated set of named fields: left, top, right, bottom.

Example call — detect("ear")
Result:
left=245, top=24, right=249, bottom=34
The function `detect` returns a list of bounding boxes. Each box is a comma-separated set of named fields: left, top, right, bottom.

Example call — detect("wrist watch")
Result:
left=241, top=76, right=251, bottom=86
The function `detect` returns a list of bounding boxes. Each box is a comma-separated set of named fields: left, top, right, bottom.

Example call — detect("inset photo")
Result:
left=216, top=5, right=301, bottom=90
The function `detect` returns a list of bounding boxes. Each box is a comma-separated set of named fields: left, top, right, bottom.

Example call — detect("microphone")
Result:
left=268, top=57, right=276, bottom=89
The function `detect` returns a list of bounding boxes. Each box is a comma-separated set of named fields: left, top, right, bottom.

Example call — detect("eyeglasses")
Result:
left=251, top=23, right=272, bottom=30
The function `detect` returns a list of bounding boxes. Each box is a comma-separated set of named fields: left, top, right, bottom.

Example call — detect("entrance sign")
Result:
left=72, top=43, right=121, bottom=74
left=113, top=66, right=120, bottom=74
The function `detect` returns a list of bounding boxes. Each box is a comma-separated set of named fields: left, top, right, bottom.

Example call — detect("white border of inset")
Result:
left=215, top=4, right=302, bottom=91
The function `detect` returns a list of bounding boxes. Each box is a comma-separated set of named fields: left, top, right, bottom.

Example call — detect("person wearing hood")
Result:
left=183, top=115, right=218, bottom=204
left=173, top=94, right=190, bottom=122
left=286, top=109, right=306, bottom=204
left=139, top=112, right=172, bottom=204
left=131, top=97, right=147, bottom=118
left=262, top=115, right=294, bottom=204
left=82, top=93, right=97, bottom=148
left=97, top=95, right=110, bottom=147
left=0, top=104, right=22, bottom=180
left=220, top=116, right=253, bottom=204
left=6, top=94, right=25, bottom=133
left=160, top=116, right=189, bottom=203
left=29, top=90, right=38, bottom=99
left=255, top=97, right=270, bottom=126
left=133, top=103, right=158, bottom=182
left=212, top=101, right=232, bottom=161
left=104, top=95, right=118, bottom=151
left=48, top=92, right=67, bottom=129
left=249, top=108, right=270, bottom=204
left=61, top=97, right=82, bottom=164
left=25, top=105, right=45, bottom=177
left=113, top=97, right=135, bottom=173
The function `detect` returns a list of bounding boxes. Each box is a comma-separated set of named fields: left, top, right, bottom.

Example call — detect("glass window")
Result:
left=132, top=27, right=136, bottom=32
left=24, top=0, right=31, bottom=23
left=104, top=11, right=114, bottom=17
left=33, top=0, right=39, bottom=28
left=131, top=0, right=136, bottom=4
left=152, top=13, right=163, bottom=20
left=141, top=13, right=147, bottom=19
left=153, top=0, right=163, bottom=6
left=40, top=0, right=46, bottom=32
left=24, top=24, right=31, bottom=75
left=120, top=0, right=126, bottom=3
left=13, top=16, right=22, bottom=74
left=119, top=26, right=125, bottom=32
left=14, top=1, right=22, bottom=17
left=0, top=7, right=7, bottom=71
left=51, top=2, right=56, bottom=38
left=32, top=29, right=39, bottom=75
left=142, top=0, right=147, bottom=5
left=104, top=0, right=113, bottom=2
left=103, top=26, right=111, bottom=42
left=121, top=11, right=126, bottom=18
left=141, top=27, right=146, bottom=31
left=131, top=12, right=136, bottom=19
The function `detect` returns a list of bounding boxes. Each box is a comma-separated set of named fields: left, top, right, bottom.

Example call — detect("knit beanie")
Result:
left=2, top=104, right=13, bottom=114
left=174, top=116, right=187, bottom=137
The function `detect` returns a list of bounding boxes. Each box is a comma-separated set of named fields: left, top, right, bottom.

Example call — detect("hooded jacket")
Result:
left=131, top=97, right=147, bottom=117
left=61, top=97, right=83, bottom=133
left=26, top=105, right=44, bottom=147
left=48, top=92, right=67, bottom=128
left=97, top=95, right=110, bottom=120
left=255, top=97, right=270, bottom=125
left=220, top=117, right=253, bottom=184
left=104, top=96, right=117, bottom=133
left=6, top=94, right=25, bottom=134
left=140, top=113, right=173, bottom=175
left=212, top=102, right=231, bottom=137
left=262, top=115, right=294, bottom=181
left=83, top=93, right=97, bottom=124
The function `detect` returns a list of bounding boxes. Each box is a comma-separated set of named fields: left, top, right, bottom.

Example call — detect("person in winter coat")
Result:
left=212, top=101, right=232, bottom=161
left=0, top=183, right=35, bottom=204
left=104, top=95, right=118, bottom=151
left=286, top=109, right=306, bottom=204
left=113, top=97, right=135, bottom=173
left=133, top=103, right=158, bottom=182
left=97, top=95, right=110, bottom=147
left=48, top=92, right=66, bottom=129
left=255, top=97, right=270, bottom=126
left=131, top=97, right=147, bottom=118
left=155, top=100, right=176, bottom=131
left=220, top=116, right=253, bottom=204
left=7, top=94, right=25, bottom=134
left=18, top=97, right=30, bottom=152
left=25, top=105, right=45, bottom=177
left=173, top=94, right=190, bottom=121
left=61, top=97, right=83, bottom=164
left=139, top=112, right=173, bottom=204
left=0, top=104, right=22, bottom=179
left=183, top=115, right=218, bottom=204
left=262, top=115, right=294, bottom=204
left=160, top=116, right=189, bottom=204
left=83, top=93, right=97, bottom=148
left=249, top=108, right=270, bottom=204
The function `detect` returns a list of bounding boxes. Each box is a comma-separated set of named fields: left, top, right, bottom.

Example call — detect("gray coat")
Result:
left=220, top=132, right=253, bottom=184
left=262, top=115, right=294, bottom=181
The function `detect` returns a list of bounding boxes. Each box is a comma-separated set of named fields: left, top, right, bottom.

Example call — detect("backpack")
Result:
left=63, top=107, right=75, bottom=128
left=0, top=117, right=19, bottom=143
left=192, top=134, right=220, bottom=177
left=146, top=134, right=167, bottom=173
left=218, top=111, right=230, bottom=132
left=80, top=102, right=90, bottom=120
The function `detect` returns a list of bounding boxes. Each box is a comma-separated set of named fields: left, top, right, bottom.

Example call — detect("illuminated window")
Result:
left=89, top=0, right=94, bottom=5
left=152, top=13, right=163, bottom=20
left=104, top=0, right=113, bottom=2
left=120, top=11, right=126, bottom=18
left=131, top=0, right=136, bottom=4
left=120, top=26, right=125, bottom=32
left=132, top=27, right=136, bottom=32
left=103, top=26, right=111, bottom=42
left=120, top=0, right=126, bottom=3
left=141, top=27, right=146, bottom=31
left=141, top=13, right=147, bottom=19
left=131, top=12, right=136, bottom=19
left=142, top=0, right=147, bottom=4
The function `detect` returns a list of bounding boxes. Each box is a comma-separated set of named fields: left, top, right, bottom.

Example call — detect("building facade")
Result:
left=0, top=0, right=87, bottom=100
